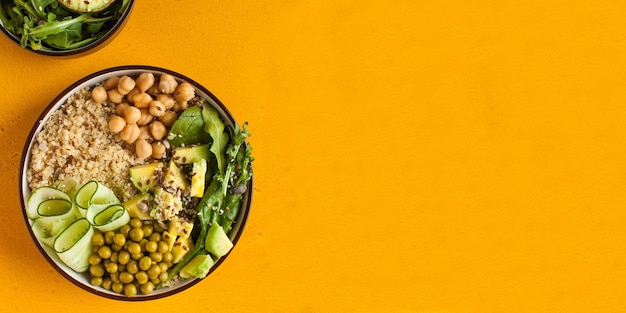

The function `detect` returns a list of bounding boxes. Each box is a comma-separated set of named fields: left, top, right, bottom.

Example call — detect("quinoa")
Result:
left=26, top=87, right=145, bottom=201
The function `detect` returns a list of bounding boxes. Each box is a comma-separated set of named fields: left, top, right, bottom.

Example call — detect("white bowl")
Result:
left=18, top=65, right=253, bottom=300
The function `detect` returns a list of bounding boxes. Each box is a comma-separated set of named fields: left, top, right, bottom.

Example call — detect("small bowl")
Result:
left=0, top=0, right=134, bottom=57
left=18, top=65, right=253, bottom=300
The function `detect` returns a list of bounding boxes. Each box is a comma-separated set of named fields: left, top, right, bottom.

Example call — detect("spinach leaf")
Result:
left=167, top=106, right=211, bottom=147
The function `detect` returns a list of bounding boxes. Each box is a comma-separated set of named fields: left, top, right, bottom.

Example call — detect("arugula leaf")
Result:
left=201, top=103, right=228, bottom=174
left=167, top=106, right=211, bottom=147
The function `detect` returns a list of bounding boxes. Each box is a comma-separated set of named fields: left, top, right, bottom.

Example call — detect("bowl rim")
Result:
left=0, top=0, right=135, bottom=56
left=18, top=65, right=253, bottom=301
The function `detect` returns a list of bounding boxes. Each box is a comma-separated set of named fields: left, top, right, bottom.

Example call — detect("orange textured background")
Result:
left=1, top=1, right=626, bottom=312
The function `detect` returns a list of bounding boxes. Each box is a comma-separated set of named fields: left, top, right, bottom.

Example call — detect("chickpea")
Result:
left=107, top=88, right=124, bottom=104
left=150, top=121, right=167, bottom=140
left=133, top=92, right=153, bottom=109
left=103, top=76, right=120, bottom=90
left=117, top=75, right=136, bottom=95
left=147, top=81, right=160, bottom=96
left=136, top=72, right=155, bottom=92
left=108, top=116, right=126, bottom=133
left=156, top=93, right=176, bottom=110
left=137, top=108, right=153, bottom=126
left=138, top=125, right=153, bottom=140
left=125, top=87, right=141, bottom=104
left=135, top=139, right=152, bottom=159
left=120, top=123, right=140, bottom=144
left=92, top=86, right=108, bottom=104
left=123, top=106, right=141, bottom=124
left=159, top=74, right=178, bottom=94
left=115, top=103, right=130, bottom=116
left=151, top=141, right=166, bottom=159
left=173, top=101, right=188, bottom=112
left=159, top=110, right=178, bottom=127
left=149, top=100, right=166, bottom=117
left=174, top=82, right=195, bottom=104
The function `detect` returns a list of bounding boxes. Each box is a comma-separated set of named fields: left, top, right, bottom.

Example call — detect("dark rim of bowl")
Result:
left=0, top=0, right=135, bottom=56
left=18, top=65, right=253, bottom=301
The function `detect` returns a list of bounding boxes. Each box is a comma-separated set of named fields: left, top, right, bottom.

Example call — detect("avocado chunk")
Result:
left=171, top=236, right=194, bottom=264
left=162, top=161, right=189, bottom=194
left=189, top=159, right=207, bottom=198
left=172, top=145, right=210, bottom=164
left=205, top=222, right=233, bottom=257
left=152, top=187, right=183, bottom=221
left=167, top=216, right=194, bottom=238
left=179, top=254, right=214, bottom=279
left=172, top=145, right=209, bottom=197
left=129, top=162, right=164, bottom=193
left=123, top=193, right=153, bottom=220
left=57, top=0, right=115, bottom=12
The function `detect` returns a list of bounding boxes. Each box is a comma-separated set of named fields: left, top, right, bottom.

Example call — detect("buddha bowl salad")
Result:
left=25, top=71, right=253, bottom=297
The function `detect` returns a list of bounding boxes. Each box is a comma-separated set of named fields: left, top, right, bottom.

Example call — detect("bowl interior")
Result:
left=19, top=66, right=252, bottom=300
left=0, top=0, right=135, bottom=56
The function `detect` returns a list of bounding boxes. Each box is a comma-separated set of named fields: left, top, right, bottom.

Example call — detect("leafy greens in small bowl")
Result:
left=0, top=0, right=134, bottom=56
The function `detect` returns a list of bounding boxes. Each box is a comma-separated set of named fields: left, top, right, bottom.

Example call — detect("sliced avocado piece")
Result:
left=205, top=222, right=233, bottom=258
left=129, top=162, right=164, bottom=193
left=172, top=145, right=210, bottom=164
left=57, top=0, right=115, bottom=12
left=189, top=159, right=207, bottom=198
left=161, top=230, right=176, bottom=251
left=152, top=187, right=183, bottom=221
left=179, top=254, right=214, bottom=279
left=171, top=236, right=194, bottom=264
left=123, top=193, right=153, bottom=220
left=172, top=145, right=209, bottom=197
left=162, top=161, right=189, bottom=194
left=167, top=216, right=194, bottom=239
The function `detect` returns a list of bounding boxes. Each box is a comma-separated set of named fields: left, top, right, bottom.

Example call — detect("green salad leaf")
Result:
left=202, top=103, right=228, bottom=174
left=167, top=106, right=211, bottom=147
left=0, top=0, right=130, bottom=50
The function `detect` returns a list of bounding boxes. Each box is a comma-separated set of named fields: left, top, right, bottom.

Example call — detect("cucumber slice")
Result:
left=27, top=186, right=71, bottom=220
left=37, top=199, right=73, bottom=217
left=32, top=216, right=75, bottom=247
left=56, top=178, right=79, bottom=198
left=53, top=218, right=94, bottom=273
left=75, top=180, right=120, bottom=215
left=86, top=203, right=130, bottom=232
left=31, top=198, right=78, bottom=247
